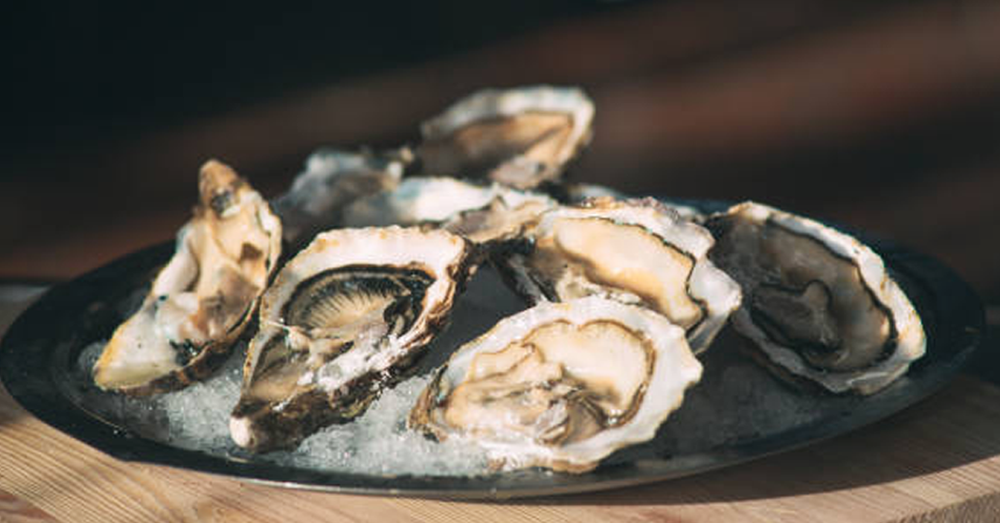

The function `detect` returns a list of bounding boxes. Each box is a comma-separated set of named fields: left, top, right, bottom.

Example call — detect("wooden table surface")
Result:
left=3, top=1, right=1000, bottom=521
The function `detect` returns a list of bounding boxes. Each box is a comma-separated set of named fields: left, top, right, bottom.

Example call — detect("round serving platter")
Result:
left=0, top=202, right=986, bottom=500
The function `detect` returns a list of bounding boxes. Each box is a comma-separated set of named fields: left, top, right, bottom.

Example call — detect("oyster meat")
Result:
left=230, top=226, right=475, bottom=452
left=342, top=176, right=557, bottom=244
left=93, top=160, right=282, bottom=394
left=417, top=86, right=594, bottom=189
left=706, top=201, right=926, bottom=394
left=271, top=147, right=408, bottom=248
left=409, top=296, right=702, bottom=473
left=500, top=198, right=742, bottom=354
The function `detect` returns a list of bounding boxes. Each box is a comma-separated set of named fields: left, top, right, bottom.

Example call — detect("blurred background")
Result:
left=2, top=0, right=999, bottom=305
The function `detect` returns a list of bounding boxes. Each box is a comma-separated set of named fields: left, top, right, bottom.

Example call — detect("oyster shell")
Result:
left=561, top=182, right=629, bottom=204
left=271, top=148, right=408, bottom=248
left=500, top=198, right=742, bottom=354
left=560, top=184, right=705, bottom=222
left=93, top=160, right=282, bottom=394
left=342, top=176, right=557, bottom=244
left=706, top=201, right=926, bottom=395
left=442, top=188, right=556, bottom=245
left=230, top=226, right=475, bottom=452
left=409, top=296, right=702, bottom=473
left=417, top=86, right=594, bottom=189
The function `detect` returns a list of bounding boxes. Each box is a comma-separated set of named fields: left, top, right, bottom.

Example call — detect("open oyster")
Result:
left=561, top=182, right=629, bottom=205
left=500, top=198, right=742, bottom=354
left=417, top=86, right=594, bottom=190
left=560, top=183, right=705, bottom=222
left=230, top=226, right=475, bottom=452
left=93, top=160, right=282, bottom=394
left=342, top=176, right=557, bottom=244
left=706, top=202, right=926, bottom=394
left=410, top=296, right=702, bottom=473
left=271, top=147, right=408, bottom=248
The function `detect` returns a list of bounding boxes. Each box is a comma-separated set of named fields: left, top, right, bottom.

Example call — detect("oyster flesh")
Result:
left=342, top=176, right=557, bottom=244
left=500, top=198, right=742, bottom=354
left=706, top=201, right=926, bottom=395
left=93, top=160, right=282, bottom=394
left=271, top=147, right=408, bottom=248
left=417, top=86, right=594, bottom=189
left=230, top=226, right=474, bottom=452
left=409, top=296, right=702, bottom=473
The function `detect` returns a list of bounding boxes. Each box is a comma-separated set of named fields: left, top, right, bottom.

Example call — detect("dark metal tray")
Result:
left=0, top=208, right=985, bottom=500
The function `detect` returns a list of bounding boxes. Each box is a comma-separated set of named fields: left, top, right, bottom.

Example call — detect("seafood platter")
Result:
left=0, top=86, right=984, bottom=498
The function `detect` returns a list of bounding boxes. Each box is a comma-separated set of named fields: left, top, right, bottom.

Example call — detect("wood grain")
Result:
left=0, top=488, right=58, bottom=523
left=2, top=375, right=1000, bottom=522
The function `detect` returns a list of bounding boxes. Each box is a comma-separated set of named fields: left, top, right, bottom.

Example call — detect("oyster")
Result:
left=417, top=86, right=595, bottom=189
left=561, top=182, right=629, bottom=204
left=342, top=176, right=557, bottom=244
left=442, top=187, right=556, bottom=245
left=500, top=198, right=742, bottom=354
left=271, top=147, right=408, bottom=248
left=559, top=183, right=706, bottom=222
left=706, top=201, right=926, bottom=395
left=93, top=160, right=282, bottom=394
left=230, top=226, right=475, bottom=452
left=409, top=296, right=702, bottom=473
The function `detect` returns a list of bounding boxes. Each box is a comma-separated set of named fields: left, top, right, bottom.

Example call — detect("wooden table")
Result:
left=1, top=287, right=999, bottom=522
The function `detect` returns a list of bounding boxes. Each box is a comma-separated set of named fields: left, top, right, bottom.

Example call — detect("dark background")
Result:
left=2, top=0, right=998, bottom=306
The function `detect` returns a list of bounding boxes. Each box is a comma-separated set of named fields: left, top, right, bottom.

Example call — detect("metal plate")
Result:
left=0, top=205, right=985, bottom=499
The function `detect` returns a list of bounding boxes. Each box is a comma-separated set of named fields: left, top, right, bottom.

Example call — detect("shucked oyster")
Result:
left=500, top=198, right=742, bottom=354
left=271, top=148, right=408, bottom=248
left=409, top=296, right=702, bottom=473
left=93, top=160, right=282, bottom=394
left=559, top=183, right=705, bottom=222
left=561, top=182, right=629, bottom=204
left=230, top=226, right=474, bottom=452
left=706, top=202, right=926, bottom=395
left=342, top=176, right=557, bottom=244
left=417, top=86, right=594, bottom=190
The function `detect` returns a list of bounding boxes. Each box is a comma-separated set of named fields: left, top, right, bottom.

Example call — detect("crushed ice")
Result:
left=71, top=267, right=861, bottom=478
